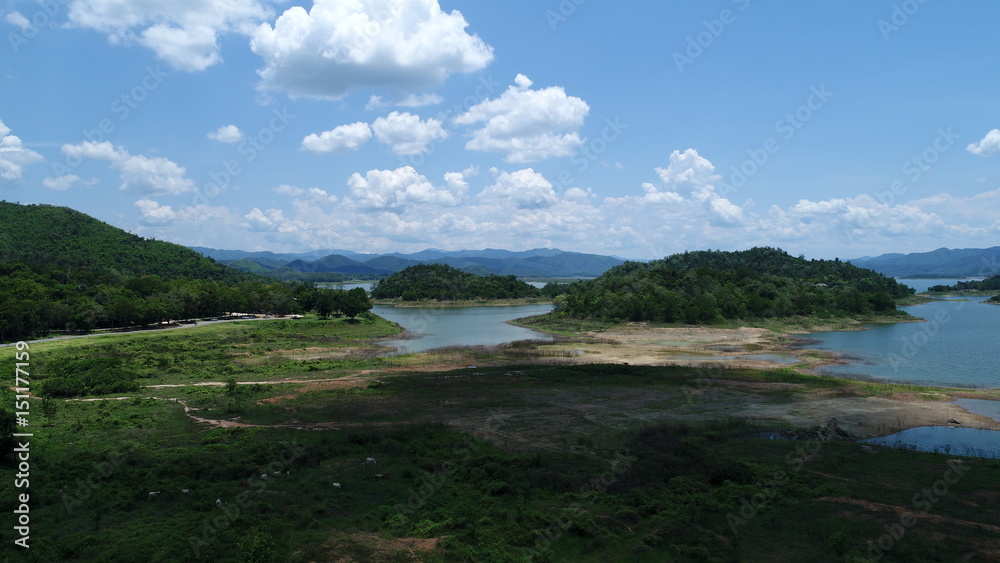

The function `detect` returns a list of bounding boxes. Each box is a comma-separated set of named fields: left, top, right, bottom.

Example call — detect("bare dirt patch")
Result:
left=532, top=324, right=827, bottom=369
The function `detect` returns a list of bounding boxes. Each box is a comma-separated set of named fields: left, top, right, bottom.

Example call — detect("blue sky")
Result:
left=2, top=0, right=998, bottom=259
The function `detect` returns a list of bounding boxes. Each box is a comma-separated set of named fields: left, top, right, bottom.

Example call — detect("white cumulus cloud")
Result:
left=966, top=129, right=1000, bottom=156
left=61, top=140, right=195, bottom=195
left=43, top=175, right=83, bottom=191
left=207, top=124, right=243, bottom=143
left=67, top=0, right=272, bottom=71
left=366, top=93, right=444, bottom=110
left=245, top=207, right=288, bottom=231
left=481, top=168, right=559, bottom=210
left=135, top=198, right=177, bottom=225
left=301, top=122, right=373, bottom=154
left=5, top=11, right=30, bottom=30
left=274, top=184, right=339, bottom=206
left=372, top=112, right=447, bottom=155
left=251, top=0, right=493, bottom=100
left=346, top=166, right=463, bottom=210
left=454, top=74, right=590, bottom=162
left=0, top=118, right=43, bottom=181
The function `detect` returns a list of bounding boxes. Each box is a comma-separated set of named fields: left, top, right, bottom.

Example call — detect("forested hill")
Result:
left=0, top=202, right=288, bottom=342
left=556, top=247, right=915, bottom=324
left=371, top=264, right=540, bottom=301
left=0, top=201, right=246, bottom=282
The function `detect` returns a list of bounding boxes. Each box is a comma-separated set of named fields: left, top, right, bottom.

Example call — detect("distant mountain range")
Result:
left=190, top=247, right=626, bottom=279
left=850, top=247, right=1000, bottom=278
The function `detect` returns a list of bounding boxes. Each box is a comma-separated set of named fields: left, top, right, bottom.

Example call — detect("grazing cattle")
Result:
left=181, top=489, right=190, bottom=494
left=148, top=491, right=160, bottom=500
left=272, top=471, right=281, bottom=477
left=365, top=457, right=376, bottom=465
left=332, top=483, right=341, bottom=490
left=216, top=499, right=222, bottom=508
left=374, top=473, right=388, bottom=480
left=260, top=473, right=267, bottom=481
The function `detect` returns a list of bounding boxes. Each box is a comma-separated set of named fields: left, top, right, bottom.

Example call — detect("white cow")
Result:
left=216, top=499, right=222, bottom=508
left=147, top=491, right=160, bottom=500
left=181, top=489, right=190, bottom=494
left=365, top=457, right=376, bottom=465
left=332, top=483, right=342, bottom=490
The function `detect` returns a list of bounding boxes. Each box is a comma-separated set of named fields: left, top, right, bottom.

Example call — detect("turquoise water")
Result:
left=863, top=397, right=1000, bottom=458
left=372, top=304, right=554, bottom=354
left=956, top=398, right=1000, bottom=422
left=801, top=280, right=999, bottom=388
left=862, top=426, right=1000, bottom=458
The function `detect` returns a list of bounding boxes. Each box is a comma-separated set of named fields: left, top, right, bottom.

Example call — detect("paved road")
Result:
left=0, top=317, right=276, bottom=348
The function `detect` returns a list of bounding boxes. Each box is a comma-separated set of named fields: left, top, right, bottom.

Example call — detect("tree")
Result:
left=226, top=377, right=239, bottom=397
left=340, top=287, right=372, bottom=319
left=315, top=289, right=341, bottom=319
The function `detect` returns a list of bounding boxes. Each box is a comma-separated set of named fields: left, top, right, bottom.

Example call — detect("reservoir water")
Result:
left=801, top=280, right=1000, bottom=388
left=862, top=427, right=1000, bottom=458
left=373, top=304, right=554, bottom=354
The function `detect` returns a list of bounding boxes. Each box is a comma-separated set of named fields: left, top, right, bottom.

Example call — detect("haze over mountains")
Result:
left=850, top=247, right=1000, bottom=278
left=193, top=244, right=1000, bottom=280
left=191, top=247, right=626, bottom=278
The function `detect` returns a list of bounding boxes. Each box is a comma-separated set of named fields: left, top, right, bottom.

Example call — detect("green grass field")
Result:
left=3, top=316, right=1000, bottom=562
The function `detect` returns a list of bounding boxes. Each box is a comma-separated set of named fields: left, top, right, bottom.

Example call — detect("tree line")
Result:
left=553, top=247, right=914, bottom=324
left=0, top=260, right=372, bottom=342
left=927, top=276, right=1000, bottom=293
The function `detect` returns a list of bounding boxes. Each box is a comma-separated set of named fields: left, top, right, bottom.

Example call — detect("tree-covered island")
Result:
left=370, top=263, right=542, bottom=302
left=547, top=247, right=915, bottom=324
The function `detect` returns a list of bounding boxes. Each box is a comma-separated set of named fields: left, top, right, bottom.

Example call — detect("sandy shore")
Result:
left=524, top=323, right=1000, bottom=439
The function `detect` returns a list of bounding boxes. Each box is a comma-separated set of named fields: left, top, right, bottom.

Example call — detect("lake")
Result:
left=862, top=427, right=1000, bottom=458
left=800, top=279, right=1000, bottom=388
left=372, top=304, right=555, bottom=354
left=862, top=397, right=1000, bottom=458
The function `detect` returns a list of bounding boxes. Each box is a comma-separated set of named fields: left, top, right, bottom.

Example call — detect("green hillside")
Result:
left=0, top=201, right=247, bottom=282
left=0, top=202, right=324, bottom=342
left=554, top=247, right=915, bottom=324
